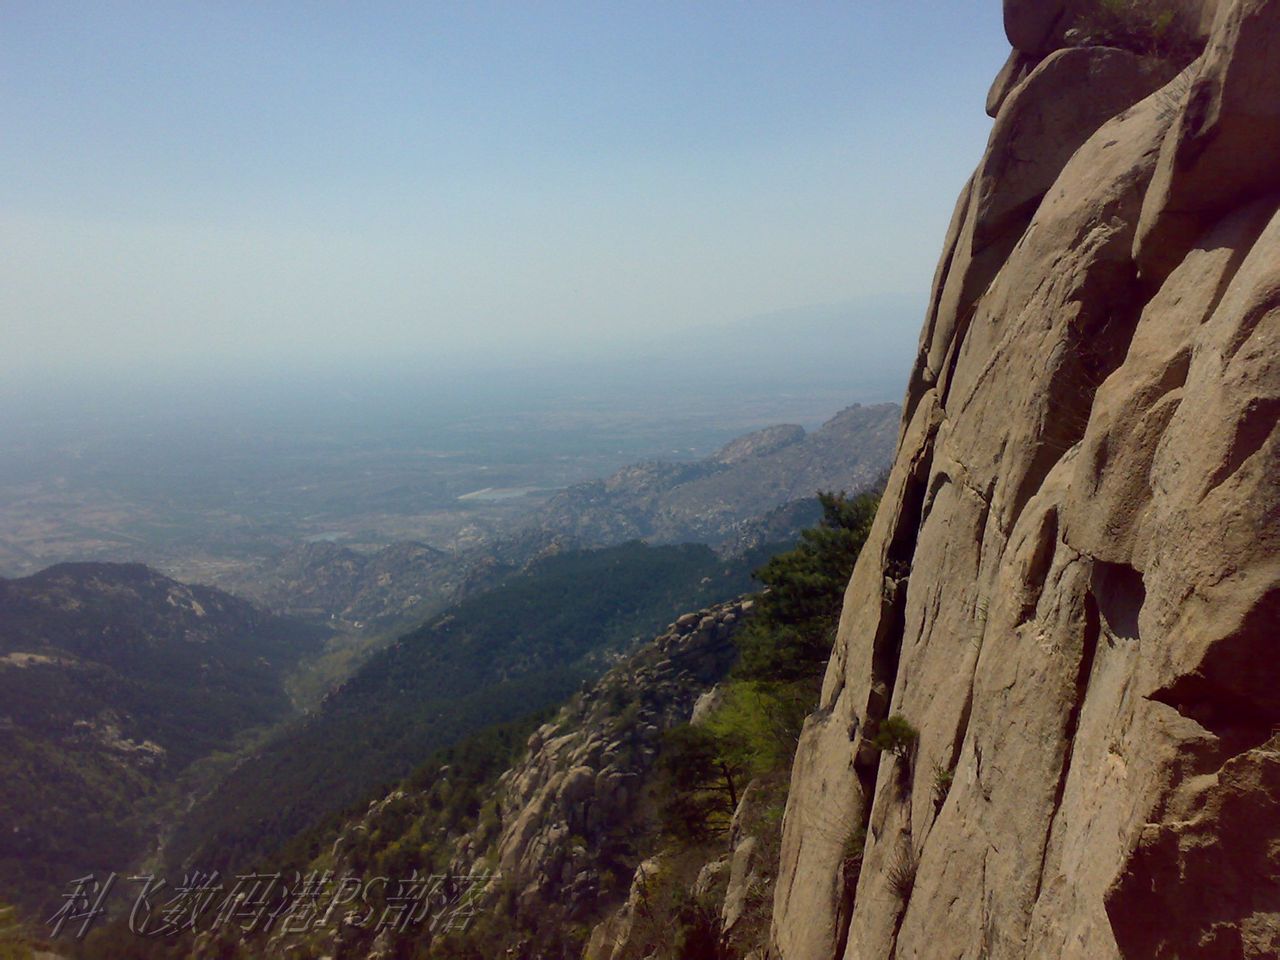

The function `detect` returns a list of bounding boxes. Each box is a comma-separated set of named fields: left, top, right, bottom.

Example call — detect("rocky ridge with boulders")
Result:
left=447, top=598, right=755, bottom=957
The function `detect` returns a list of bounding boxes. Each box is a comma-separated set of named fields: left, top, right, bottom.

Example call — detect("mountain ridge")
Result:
left=532, top=403, right=897, bottom=549
left=211, top=401, right=897, bottom=639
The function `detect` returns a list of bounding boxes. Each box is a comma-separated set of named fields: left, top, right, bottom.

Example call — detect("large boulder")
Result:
left=1004, top=0, right=1067, bottom=52
left=1135, top=0, right=1280, bottom=280
left=1005, top=0, right=1219, bottom=56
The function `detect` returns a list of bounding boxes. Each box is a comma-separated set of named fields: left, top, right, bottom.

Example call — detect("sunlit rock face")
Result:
left=770, top=1, right=1280, bottom=957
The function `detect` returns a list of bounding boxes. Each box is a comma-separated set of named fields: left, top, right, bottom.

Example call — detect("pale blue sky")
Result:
left=1, top=2, right=1009, bottom=382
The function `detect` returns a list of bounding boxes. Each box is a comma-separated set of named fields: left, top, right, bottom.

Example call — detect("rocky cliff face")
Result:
left=771, top=2, right=1280, bottom=957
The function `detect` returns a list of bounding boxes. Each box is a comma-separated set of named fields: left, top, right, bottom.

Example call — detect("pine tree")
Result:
left=735, top=491, right=878, bottom=683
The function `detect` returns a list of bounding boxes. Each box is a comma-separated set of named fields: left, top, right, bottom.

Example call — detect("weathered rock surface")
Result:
left=586, top=769, right=781, bottom=960
left=772, top=2, right=1280, bottom=957
left=1003, top=0, right=1218, bottom=56
left=447, top=598, right=753, bottom=953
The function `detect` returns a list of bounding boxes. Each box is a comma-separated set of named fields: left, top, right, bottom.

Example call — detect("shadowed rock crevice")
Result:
left=832, top=859, right=857, bottom=960
left=1105, top=746, right=1280, bottom=959
left=933, top=213, right=1028, bottom=402
left=1020, top=507, right=1060, bottom=624
left=866, top=445, right=933, bottom=722
left=1150, top=588, right=1280, bottom=760
left=1091, top=560, right=1145, bottom=643
left=885, top=842, right=918, bottom=960
left=1222, top=257, right=1280, bottom=360
left=906, top=182, right=976, bottom=425
left=1151, top=673, right=1277, bottom=760
left=1177, top=195, right=1278, bottom=341
left=1003, top=198, right=1154, bottom=529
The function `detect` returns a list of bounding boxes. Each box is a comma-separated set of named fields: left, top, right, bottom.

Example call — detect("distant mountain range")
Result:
left=226, top=402, right=899, bottom=633
left=528, top=402, right=898, bottom=547
left=0, top=399, right=900, bottom=923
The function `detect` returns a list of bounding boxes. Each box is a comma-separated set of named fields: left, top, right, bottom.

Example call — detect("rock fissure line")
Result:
left=1032, top=588, right=1102, bottom=907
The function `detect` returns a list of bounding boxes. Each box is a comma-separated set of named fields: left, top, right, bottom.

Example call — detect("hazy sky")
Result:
left=2, top=2, right=1008, bottom=383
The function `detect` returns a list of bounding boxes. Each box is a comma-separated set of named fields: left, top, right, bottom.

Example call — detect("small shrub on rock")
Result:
left=872, top=714, right=920, bottom=759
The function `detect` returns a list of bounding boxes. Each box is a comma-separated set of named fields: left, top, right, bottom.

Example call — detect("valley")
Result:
left=0, top=396, right=896, bottom=948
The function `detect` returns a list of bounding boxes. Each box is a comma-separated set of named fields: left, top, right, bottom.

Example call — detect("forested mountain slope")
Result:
left=0, top=562, right=325, bottom=914
left=165, top=541, right=764, bottom=882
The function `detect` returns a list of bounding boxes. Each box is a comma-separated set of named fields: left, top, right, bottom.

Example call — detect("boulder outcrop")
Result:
left=449, top=598, right=753, bottom=954
left=771, top=2, right=1280, bottom=957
